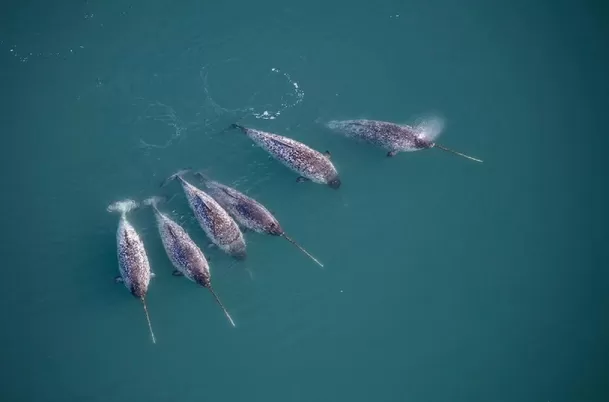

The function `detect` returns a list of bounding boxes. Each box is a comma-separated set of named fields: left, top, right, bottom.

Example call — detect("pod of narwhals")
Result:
left=107, top=117, right=483, bottom=343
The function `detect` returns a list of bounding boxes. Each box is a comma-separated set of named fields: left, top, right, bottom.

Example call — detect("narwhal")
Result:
left=161, top=169, right=247, bottom=260
left=326, top=117, right=483, bottom=162
left=195, top=172, right=324, bottom=268
left=107, top=199, right=157, bottom=344
left=230, top=124, right=342, bottom=189
left=143, top=196, right=236, bottom=327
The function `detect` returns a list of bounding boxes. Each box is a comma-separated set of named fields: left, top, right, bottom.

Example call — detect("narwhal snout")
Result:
left=328, top=178, right=341, bottom=189
left=230, top=244, right=247, bottom=260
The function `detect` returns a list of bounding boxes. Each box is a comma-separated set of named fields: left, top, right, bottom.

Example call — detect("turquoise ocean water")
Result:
left=1, top=1, right=608, bottom=401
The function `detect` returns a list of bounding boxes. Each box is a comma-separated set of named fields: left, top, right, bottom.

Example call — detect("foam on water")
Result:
left=200, top=62, right=304, bottom=121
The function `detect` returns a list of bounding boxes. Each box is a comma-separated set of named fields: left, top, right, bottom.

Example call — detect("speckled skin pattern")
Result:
left=115, top=215, right=152, bottom=299
left=178, top=177, right=246, bottom=259
left=326, top=119, right=432, bottom=153
left=201, top=178, right=283, bottom=236
left=239, top=126, right=339, bottom=184
left=151, top=206, right=211, bottom=286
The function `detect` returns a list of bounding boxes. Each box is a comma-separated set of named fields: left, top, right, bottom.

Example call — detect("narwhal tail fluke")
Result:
left=107, top=199, right=139, bottom=216
left=207, top=286, right=236, bottom=327
left=283, top=234, right=325, bottom=269
left=229, top=123, right=247, bottom=133
left=160, top=168, right=192, bottom=187
left=433, top=143, right=483, bottom=163
left=227, top=112, right=251, bottom=133
left=140, top=297, right=157, bottom=344
left=193, top=170, right=212, bottom=184
left=213, top=117, right=248, bottom=135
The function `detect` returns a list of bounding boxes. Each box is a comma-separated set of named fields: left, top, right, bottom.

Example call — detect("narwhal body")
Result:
left=162, top=169, right=247, bottom=260
left=196, top=173, right=280, bottom=234
left=231, top=124, right=342, bottom=188
left=195, top=172, right=324, bottom=268
left=326, top=117, right=483, bottom=162
left=107, top=199, right=156, bottom=344
left=143, top=196, right=236, bottom=327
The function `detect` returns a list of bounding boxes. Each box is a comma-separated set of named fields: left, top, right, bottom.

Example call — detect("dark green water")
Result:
left=2, top=1, right=608, bottom=401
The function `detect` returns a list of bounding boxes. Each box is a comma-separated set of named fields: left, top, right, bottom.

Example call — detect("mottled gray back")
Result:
left=204, top=180, right=280, bottom=234
left=327, top=119, right=421, bottom=152
left=246, top=128, right=338, bottom=183
left=116, top=217, right=151, bottom=298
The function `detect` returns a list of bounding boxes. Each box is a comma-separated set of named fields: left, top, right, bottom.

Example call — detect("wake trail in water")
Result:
left=199, top=60, right=304, bottom=121
left=132, top=99, right=211, bottom=150
left=131, top=58, right=306, bottom=157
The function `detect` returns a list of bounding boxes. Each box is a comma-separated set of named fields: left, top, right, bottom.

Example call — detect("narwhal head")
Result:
left=229, top=242, right=247, bottom=261
left=412, top=116, right=444, bottom=150
left=327, top=176, right=341, bottom=189
left=266, top=221, right=284, bottom=236
left=413, top=136, right=434, bottom=150
left=191, top=269, right=211, bottom=288
left=129, top=281, right=148, bottom=299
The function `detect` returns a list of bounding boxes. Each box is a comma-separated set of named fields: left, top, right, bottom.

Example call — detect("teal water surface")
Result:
left=1, top=1, right=608, bottom=401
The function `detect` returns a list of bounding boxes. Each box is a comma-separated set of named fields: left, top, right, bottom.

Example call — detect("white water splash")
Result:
left=414, top=115, right=445, bottom=142
left=249, top=67, right=304, bottom=120
left=200, top=62, right=304, bottom=121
